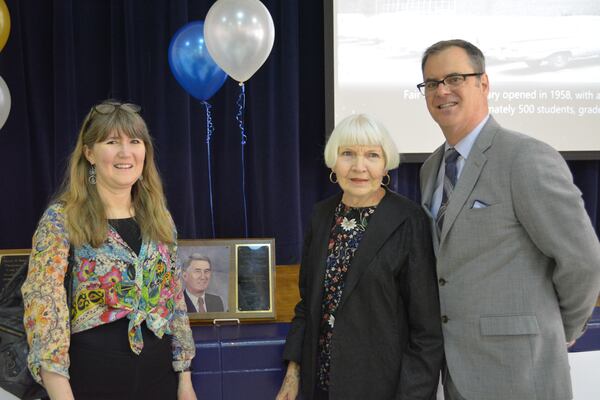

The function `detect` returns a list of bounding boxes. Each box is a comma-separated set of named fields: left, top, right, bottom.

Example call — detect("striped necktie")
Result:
left=197, top=297, right=207, bottom=313
left=436, top=148, right=460, bottom=234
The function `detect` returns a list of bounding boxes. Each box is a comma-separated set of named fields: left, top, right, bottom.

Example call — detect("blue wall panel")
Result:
left=569, top=307, right=600, bottom=353
left=191, top=323, right=290, bottom=400
left=190, top=308, right=600, bottom=399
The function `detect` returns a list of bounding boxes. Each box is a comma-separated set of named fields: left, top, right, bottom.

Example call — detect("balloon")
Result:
left=204, top=0, right=275, bottom=83
left=0, top=75, right=11, bottom=130
left=168, top=21, right=228, bottom=101
left=0, top=0, right=10, bottom=52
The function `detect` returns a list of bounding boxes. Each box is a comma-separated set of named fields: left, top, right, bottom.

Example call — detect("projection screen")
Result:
left=326, top=0, right=600, bottom=160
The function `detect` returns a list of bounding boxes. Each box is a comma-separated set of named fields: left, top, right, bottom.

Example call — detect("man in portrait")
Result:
left=182, top=253, right=225, bottom=312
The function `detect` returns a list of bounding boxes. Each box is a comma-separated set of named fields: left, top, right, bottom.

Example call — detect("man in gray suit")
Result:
left=418, top=39, right=600, bottom=400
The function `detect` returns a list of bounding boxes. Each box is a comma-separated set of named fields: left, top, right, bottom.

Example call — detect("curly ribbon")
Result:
left=202, top=100, right=216, bottom=238
left=236, top=83, right=249, bottom=238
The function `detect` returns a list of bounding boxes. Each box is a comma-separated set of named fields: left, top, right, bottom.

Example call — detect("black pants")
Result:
left=68, top=318, right=178, bottom=400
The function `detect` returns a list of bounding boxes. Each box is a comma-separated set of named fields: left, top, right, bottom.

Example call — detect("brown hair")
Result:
left=57, top=100, right=174, bottom=247
left=421, top=39, right=486, bottom=73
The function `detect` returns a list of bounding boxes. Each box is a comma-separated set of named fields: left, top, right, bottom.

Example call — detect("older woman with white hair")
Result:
left=277, top=114, right=443, bottom=400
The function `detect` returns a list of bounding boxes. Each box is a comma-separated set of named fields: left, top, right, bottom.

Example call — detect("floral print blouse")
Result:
left=21, top=202, right=195, bottom=383
left=317, top=202, right=376, bottom=389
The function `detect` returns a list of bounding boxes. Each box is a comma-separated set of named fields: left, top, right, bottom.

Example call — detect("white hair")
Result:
left=324, top=113, right=400, bottom=170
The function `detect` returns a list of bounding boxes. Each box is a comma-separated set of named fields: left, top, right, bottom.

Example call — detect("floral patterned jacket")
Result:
left=21, top=202, right=195, bottom=383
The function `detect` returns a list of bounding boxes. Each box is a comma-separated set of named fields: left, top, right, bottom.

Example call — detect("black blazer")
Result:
left=282, top=191, right=443, bottom=400
left=184, top=291, right=225, bottom=312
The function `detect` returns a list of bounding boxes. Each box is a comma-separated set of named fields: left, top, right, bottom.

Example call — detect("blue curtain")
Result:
left=0, top=1, right=598, bottom=264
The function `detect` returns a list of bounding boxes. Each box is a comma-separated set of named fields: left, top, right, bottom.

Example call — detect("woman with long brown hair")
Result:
left=22, top=100, right=196, bottom=400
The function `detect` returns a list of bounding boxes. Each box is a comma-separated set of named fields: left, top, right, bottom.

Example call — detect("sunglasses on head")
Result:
left=91, top=102, right=141, bottom=115
left=82, top=101, right=142, bottom=133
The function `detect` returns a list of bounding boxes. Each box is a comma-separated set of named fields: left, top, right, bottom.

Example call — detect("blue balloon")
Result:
left=168, top=21, right=228, bottom=101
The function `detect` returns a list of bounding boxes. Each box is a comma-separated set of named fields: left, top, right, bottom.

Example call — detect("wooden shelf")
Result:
left=274, top=264, right=300, bottom=323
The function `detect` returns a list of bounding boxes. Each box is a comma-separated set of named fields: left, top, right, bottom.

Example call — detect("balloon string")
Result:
left=236, top=83, right=249, bottom=238
left=202, top=100, right=216, bottom=238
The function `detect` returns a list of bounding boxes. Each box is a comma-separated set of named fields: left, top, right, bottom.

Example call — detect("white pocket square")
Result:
left=472, top=200, right=489, bottom=209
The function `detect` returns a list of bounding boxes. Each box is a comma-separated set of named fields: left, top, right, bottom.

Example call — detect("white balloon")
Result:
left=0, top=75, right=10, bottom=130
left=204, top=0, right=275, bottom=83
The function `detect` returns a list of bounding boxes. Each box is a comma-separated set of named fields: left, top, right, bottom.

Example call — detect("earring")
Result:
left=138, top=174, right=144, bottom=181
left=381, top=173, right=391, bottom=187
left=88, top=164, right=96, bottom=185
left=329, top=171, right=338, bottom=184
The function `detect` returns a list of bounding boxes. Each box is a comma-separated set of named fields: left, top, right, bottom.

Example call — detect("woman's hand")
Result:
left=177, top=371, right=198, bottom=400
left=40, top=369, right=75, bottom=400
left=275, top=361, right=300, bottom=400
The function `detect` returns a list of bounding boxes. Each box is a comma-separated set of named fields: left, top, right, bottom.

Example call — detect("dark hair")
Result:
left=421, top=39, right=486, bottom=73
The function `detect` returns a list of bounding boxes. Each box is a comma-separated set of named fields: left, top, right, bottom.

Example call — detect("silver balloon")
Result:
left=0, top=75, right=10, bottom=130
left=204, top=0, right=275, bottom=83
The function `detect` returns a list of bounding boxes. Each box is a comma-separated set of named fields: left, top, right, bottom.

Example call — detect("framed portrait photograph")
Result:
left=177, top=239, right=276, bottom=322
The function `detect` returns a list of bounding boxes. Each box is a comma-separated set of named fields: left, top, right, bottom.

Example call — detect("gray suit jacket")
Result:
left=420, top=116, right=600, bottom=400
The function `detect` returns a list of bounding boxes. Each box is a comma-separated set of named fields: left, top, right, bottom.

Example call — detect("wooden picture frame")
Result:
left=177, top=239, right=276, bottom=322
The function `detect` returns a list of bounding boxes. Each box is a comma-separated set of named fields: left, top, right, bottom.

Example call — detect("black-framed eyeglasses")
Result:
left=417, top=72, right=484, bottom=95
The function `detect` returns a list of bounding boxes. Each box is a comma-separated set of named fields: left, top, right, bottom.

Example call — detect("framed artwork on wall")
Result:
left=177, top=238, right=276, bottom=322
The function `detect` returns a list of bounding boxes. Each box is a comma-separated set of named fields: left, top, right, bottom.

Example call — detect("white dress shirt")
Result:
left=185, top=289, right=206, bottom=312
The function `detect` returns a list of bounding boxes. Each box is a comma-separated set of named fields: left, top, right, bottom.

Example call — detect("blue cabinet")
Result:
left=190, top=323, right=290, bottom=400
left=569, top=307, right=600, bottom=353
left=189, top=308, right=600, bottom=399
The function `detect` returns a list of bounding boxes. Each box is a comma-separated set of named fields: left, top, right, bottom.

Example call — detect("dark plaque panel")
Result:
left=237, top=246, right=270, bottom=311
left=0, top=255, right=29, bottom=293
